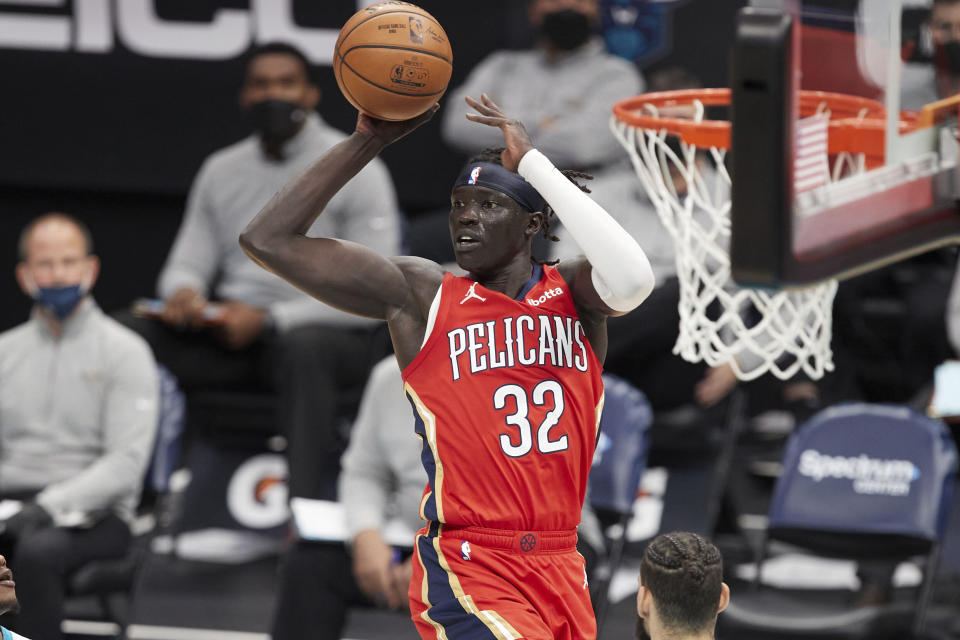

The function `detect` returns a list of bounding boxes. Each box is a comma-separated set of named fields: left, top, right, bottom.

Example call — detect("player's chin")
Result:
left=452, top=245, right=487, bottom=271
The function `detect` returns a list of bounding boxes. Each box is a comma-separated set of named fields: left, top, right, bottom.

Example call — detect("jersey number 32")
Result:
left=494, top=380, right=568, bottom=457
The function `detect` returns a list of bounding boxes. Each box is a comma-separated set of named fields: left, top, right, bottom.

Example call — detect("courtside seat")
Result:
left=589, top=374, right=653, bottom=634
left=719, top=588, right=915, bottom=639
left=65, top=536, right=150, bottom=639
left=591, top=374, right=653, bottom=517
left=719, top=403, right=958, bottom=639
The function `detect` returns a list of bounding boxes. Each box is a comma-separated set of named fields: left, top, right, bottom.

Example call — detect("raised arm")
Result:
left=239, top=108, right=438, bottom=320
left=465, top=95, right=654, bottom=317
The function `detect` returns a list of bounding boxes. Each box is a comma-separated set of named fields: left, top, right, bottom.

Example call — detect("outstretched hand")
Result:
left=356, top=104, right=440, bottom=147
left=464, top=94, right=534, bottom=172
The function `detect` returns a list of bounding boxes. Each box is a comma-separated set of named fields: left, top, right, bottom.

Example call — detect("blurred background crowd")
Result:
left=1, top=1, right=960, bottom=639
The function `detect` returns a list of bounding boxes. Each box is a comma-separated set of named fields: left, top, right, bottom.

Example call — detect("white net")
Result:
left=611, top=101, right=840, bottom=381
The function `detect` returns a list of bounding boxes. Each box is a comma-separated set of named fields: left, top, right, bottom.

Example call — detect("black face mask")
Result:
left=936, top=40, right=960, bottom=74
left=540, top=9, right=592, bottom=51
left=246, top=99, right=306, bottom=144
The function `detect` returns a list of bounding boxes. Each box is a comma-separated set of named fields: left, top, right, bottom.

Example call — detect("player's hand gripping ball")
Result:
left=334, top=1, right=452, bottom=121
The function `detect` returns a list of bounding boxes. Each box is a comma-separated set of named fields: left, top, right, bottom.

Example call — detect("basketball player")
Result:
left=240, top=94, right=654, bottom=639
left=0, top=556, right=29, bottom=639
left=635, top=533, right=729, bottom=640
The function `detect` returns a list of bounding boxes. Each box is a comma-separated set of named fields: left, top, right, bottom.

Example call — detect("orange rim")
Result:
left=612, top=88, right=920, bottom=158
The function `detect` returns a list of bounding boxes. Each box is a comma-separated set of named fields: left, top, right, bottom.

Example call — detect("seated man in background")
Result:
left=0, top=213, right=158, bottom=640
left=441, top=0, right=643, bottom=181
left=271, top=356, right=426, bottom=640
left=1, top=555, right=29, bottom=640
left=636, top=532, right=730, bottom=640
left=903, top=0, right=960, bottom=109
left=120, top=42, right=400, bottom=500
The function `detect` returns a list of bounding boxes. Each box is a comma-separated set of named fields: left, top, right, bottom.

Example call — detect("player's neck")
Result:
left=653, top=626, right=715, bottom=640
left=472, top=256, right=534, bottom=299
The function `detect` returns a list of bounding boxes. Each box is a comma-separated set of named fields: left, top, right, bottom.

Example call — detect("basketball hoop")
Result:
left=611, top=89, right=917, bottom=381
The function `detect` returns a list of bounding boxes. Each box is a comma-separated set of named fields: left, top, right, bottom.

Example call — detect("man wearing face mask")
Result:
left=928, top=0, right=960, bottom=99
left=441, top=0, right=643, bottom=178
left=120, top=42, right=400, bottom=502
left=0, top=214, right=159, bottom=640
left=903, top=0, right=960, bottom=109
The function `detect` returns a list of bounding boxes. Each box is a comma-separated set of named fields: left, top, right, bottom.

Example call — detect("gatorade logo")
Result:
left=526, top=287, right=563, bottom=306
left=226, top=454, right=289, bottom=528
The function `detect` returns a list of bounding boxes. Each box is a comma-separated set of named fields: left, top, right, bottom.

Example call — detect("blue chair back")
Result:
left=769, top=403, right=957, bottom=553
left=590, top=374, right=653, bottom=515
left=146, top=364, right=186, bottom=494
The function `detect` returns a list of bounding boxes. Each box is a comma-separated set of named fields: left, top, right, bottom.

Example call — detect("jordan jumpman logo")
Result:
left=460, top=282, right=486, bottom=304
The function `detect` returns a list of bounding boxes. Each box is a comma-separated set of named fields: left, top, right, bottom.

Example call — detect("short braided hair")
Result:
left=466, top=147, right=593, bottom=250
left=640, top=532, right=724, bottom=634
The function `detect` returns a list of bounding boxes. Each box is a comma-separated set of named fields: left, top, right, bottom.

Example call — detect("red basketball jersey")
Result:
left=401, top=265, right=605, bottom=532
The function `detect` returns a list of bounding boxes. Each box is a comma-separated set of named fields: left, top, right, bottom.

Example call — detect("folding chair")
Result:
left=720, top=402, right=958, bottom=640
left=588, top=373, right=653, bottom=634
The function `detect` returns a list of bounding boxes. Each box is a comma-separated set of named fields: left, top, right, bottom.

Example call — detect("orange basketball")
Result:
left=333, top=2, right=452, bottom=122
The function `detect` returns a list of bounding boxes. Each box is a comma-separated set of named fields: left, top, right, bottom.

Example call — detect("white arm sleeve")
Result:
left=518, top=149, right=655, bottom=312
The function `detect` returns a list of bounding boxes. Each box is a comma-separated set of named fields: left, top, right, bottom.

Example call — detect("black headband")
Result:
left=453, top=162, right=546, bottom=213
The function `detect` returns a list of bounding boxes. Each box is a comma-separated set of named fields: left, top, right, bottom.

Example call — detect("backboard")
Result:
left=730, top=0, right=960, bottom=287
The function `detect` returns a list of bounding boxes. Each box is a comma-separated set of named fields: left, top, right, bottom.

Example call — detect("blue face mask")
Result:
left=33, top=284, right=86, bottom=319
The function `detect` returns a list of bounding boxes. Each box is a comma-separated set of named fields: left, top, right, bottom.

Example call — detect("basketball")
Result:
left=333, top=2, right=453, bottom=122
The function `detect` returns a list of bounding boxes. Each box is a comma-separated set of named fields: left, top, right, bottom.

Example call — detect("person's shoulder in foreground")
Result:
left=636, top=532, right=730, bottom=640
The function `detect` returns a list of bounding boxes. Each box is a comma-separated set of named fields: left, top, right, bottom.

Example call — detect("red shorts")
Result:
left=409, top=523, right=596, bottom=640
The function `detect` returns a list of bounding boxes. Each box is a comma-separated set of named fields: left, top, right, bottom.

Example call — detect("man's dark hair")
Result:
left=640, top=532, right=724, bottom=634
left=244, top=42, right=313, bottom=83
left=18, top=212, right=94, bottom=262
left=466, top=147, right=593, bottom=253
